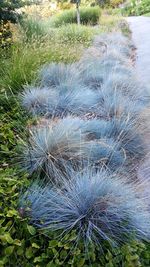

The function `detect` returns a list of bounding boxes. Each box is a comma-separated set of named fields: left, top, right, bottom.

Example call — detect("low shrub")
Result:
left=58, top=1, right=73, bottom=10
left=95, top=0, right=125, bottom=8
left=122, top=0, right=150, bottom=16
left=136, top=0, right=150, bottom=15
left=0, top=21, right=12, bottom=49
left=109, top=0, right=124, bottom=8
left=95, top=0, right=110, bottom=7
left=99, top=13, right=121, bottom=30
left=50, top=6, right=101, bottom=27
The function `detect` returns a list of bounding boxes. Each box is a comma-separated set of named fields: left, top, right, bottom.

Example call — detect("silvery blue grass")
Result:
left=22, top=116, right=146, bottom=180
left=21, top=83, right=145, bottom=121
left=79, top=58, right=134, bottom=86
left=93, top=32, right=135, bottom=57
left=22, top=117, right=86, bottom=182
left=39, top=63, right=80, bottom=88
left=103, top=73, right=150, bottom=104
left=22, top=117, right=125, bottom=179
left=21, top=84, right=102, bottom=118
left=81, top=117, right=146, bottom=161
left=20, top=169, right=150, bottom=246
left=93, top=32, right=134, bottom=48
left=21, top=86, right=58, bottom=116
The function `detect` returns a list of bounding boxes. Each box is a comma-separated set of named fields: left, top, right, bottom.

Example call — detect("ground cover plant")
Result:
left=1, top=6, right=150, bottom=267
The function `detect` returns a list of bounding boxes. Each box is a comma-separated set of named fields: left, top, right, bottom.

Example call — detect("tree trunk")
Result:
left=76, top=2, right=80, bottom=25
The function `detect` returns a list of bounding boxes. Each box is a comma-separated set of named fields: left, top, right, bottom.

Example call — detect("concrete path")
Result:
left=127, top=17, right=150, bottom=182
left=127, top=16, right=150, bottom=87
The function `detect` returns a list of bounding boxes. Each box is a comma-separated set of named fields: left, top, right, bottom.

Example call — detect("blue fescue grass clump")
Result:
left=20, top=169, right=150, bottom=246
left=93, top=32, right=135, bottom=58
left=78, top=60, right=149, bottom=118
left=78, top=58, right=135, bottom=93
left=39, top=63, right=80, bottom=88
left=54, top=85, right=102, bottom=116
left=22, top=82, right=140, bottom=120
left=22, top=118, right=123, bottom=178
left=96, top=87, right=141, bottom=120
left=105, top=118, right=147, bottom=160
left=100, top=80, right=150, bottom=113
left=21, top=84, right=102, bottom=117
left=84, top=139, right=125, bottom=170
left=80, top=117, right=147, bottom=162
left=103, top=73, right=139, bottom=98
left=79, top=62, right=106, bottom=90
left=22, top=117, right=84, bottom=174
left=21, top=86, right=59, bottom=116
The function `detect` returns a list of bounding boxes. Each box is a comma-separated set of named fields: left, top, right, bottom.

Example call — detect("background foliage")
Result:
left=49, top=6, right=101, bottom=27
left=122, top=0, right=150, bottom=16
left=0, top=0, right=36, bottom=49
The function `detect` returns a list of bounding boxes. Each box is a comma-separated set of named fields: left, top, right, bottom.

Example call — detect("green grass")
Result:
left=1, top=12, right=127, bottom=94
left=0, top=30, right=88, bottom=93
left=19, top=17, right=47, bottom=41
left=0, top=18, right=109, bottom=93
left=55, top=23, right=101, bottom=45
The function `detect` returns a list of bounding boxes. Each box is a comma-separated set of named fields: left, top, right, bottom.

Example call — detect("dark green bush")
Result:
left=50, top=6, right=101, bottom=27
